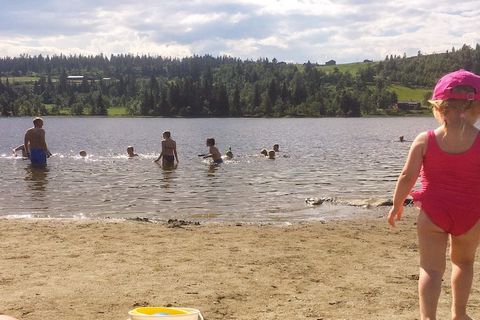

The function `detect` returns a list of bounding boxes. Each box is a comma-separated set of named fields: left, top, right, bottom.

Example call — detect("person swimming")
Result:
left=12, top=144, right=28, bottom=158
left=203, top=138, right=223, bottom=164
left=260, top=148, right=268, bottom=156
left=268, top=150, right=275, bottom=159
left=273, top=144, right=280, bottom=152
left=79, top=150, right=87, bottom=157
left=127, top=146, right=138, bottom=157
left=225, top=147, right=233, bottom=159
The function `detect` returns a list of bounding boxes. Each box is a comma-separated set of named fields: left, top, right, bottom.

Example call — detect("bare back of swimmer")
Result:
left=24, top=117, right=51, bottom=165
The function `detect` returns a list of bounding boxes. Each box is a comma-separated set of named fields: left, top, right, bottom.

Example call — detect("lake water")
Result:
left=0, top=117, right=438, bottom=222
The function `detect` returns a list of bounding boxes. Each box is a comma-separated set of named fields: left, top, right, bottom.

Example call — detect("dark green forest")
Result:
left=1, top=44, right=480, bottom=117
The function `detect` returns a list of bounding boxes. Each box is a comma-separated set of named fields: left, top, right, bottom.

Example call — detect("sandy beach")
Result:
left=1, top=208, right=479, bottom=320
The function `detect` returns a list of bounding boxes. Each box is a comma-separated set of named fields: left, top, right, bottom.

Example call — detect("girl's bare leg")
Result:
left=450, top=221, right=480, bottom=320
left=417, top=210, right=449, bottom=320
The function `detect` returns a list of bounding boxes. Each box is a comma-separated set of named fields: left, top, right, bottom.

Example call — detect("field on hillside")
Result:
left=390, top=84, right=430, bottom=102
left=318, top=61, right=374, bottom=74
left=0, top=76, right=40, bottom=83
left=318, top=62, right=430, bottom=103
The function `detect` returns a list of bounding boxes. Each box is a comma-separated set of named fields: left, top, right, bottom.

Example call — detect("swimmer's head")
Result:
left=260, top=148, right=268, bottom=156
left=79, top=150, right=87, bottom=157
left=225, top=151, right=233, bottom=158
left=268, top=150, right=275, bottom=159
left=163, top=131, right=171, bottom=139
left=33, top=117, right=43, bottom=127
left=127, top=146, right=135, bottom=156
left=206, top=138, right=215, bottom=146
left=273, top=144, right=279, bottom=152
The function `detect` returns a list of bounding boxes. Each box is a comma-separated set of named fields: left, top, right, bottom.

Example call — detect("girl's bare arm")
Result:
left=388, top=132, right=427, bottom=226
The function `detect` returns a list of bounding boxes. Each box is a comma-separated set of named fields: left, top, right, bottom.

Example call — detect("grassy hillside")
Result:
left=0, top=76, right=39, bottom=84
left=318, top=62, right=375, bottom=74
left=390, top=85, right=430, bottom=102
left=317, top=61, right=430, bottom=102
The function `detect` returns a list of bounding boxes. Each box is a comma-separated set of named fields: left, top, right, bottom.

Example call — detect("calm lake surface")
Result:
left=0, top=117, right=439, bottom=222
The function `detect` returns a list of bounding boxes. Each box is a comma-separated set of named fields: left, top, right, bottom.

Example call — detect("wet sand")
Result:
left=1, top=207, right=479, bottom=320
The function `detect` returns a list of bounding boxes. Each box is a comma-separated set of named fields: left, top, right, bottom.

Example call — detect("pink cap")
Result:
left=432, top=69, right=480, bottom=101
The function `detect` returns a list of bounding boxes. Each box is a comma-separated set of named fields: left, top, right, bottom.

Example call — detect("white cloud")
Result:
left=0, top=0, right=479, bottom=63
left=235, top=0, right=354, bottom=16
left=258, top=36, right=288, bottom=49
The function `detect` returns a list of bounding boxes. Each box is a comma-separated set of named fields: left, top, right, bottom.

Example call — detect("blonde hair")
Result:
left=429, top=85, right=480, bottom=132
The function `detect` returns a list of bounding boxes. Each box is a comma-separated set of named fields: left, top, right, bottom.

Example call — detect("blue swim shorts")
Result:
left=30, top=148, right=47, bottom=165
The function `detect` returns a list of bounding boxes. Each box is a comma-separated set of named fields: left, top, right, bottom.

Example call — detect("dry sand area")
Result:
left=1, top=207, right=480, bottom=320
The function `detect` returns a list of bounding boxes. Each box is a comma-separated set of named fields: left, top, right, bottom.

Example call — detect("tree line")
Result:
left=1, top=44, right=479, bottom=117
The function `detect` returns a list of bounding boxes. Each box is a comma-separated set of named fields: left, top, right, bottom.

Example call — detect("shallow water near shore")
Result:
left=0, top=117, right=437, bottom=222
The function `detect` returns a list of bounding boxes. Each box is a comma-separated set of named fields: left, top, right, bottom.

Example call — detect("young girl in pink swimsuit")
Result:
left=388, top=69, right=480, bottom=320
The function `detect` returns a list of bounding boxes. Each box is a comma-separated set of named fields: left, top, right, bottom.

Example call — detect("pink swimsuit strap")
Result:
left=427, top=129, right=480, bottom=156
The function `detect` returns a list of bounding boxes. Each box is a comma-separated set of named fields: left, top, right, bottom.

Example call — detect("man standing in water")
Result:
left=24, top=117, right=51, bottom=166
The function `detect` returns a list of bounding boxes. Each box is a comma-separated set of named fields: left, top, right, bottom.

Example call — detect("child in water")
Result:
left=154, top=131, right=178, bottom=166
left=203, top=138, right=222, bottom=164
left=225, top=147, right=233, bottom=159
left=388, top=69, right=480, bottom=320
left=127, top=146, right=138, bottom=157
left=12, top=144, right=28, bottom=158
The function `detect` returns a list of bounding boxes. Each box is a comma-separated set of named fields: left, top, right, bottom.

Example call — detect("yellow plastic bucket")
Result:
left=128, top=307, right=203, bottom=320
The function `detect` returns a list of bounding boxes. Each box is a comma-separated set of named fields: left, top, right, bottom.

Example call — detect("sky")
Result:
left=1, top=0, right=479, bottom=64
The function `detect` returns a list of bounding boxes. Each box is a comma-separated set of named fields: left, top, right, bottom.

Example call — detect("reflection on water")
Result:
left=24, top=165, right=49, bottom=191
left=21, top=165, right=49, bottom=213
left=0, top=117, right=438, bottom=222
left=207, top=163, right=221, bottom=176
left=159, top=163, right=177, bottom=189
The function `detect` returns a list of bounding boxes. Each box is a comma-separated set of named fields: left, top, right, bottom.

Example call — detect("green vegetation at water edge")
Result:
left=108, top=107, right=129, bottom=116
left=45, top=104, right=71, bottom=115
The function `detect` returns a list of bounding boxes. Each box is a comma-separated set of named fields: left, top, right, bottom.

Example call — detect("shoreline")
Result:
left=0, top=204, right=384, bottom=226
left=2, top=208, right=479, bottom=320
left=0, top=197, right=396, bottom=224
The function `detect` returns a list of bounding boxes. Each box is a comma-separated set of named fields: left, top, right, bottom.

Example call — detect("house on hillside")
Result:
left=67, top=75, right=95, bottom=84
left=325, top=59, right=336, bottom=66
left=396, top=101, right=421, bottom=110
left=67, top=75, right=114, bottom=84
left=67, top=75, right=84, bottom=80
